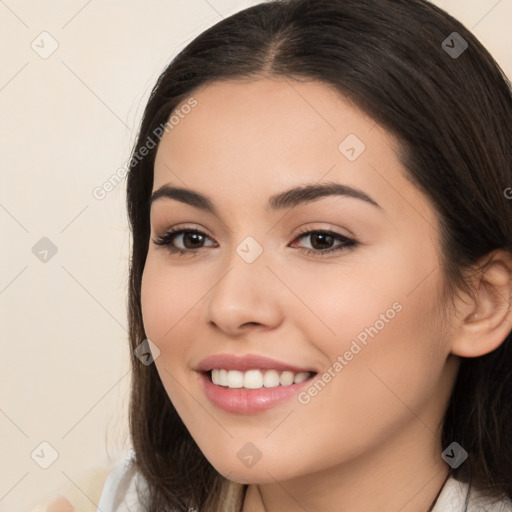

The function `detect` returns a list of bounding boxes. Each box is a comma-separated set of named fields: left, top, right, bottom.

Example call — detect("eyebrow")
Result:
left=149, top=181, right=382, bottom=214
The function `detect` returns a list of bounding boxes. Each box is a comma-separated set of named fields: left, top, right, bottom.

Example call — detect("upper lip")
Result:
left=196, top=354, right=317, bottom=374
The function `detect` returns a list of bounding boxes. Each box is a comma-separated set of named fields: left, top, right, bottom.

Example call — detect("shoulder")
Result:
left=96, top=449, right=149, bottom=512
left=433, top=476, right=512, bottom=511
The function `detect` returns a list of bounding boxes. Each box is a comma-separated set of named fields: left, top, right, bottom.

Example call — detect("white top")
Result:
left=97, top=451, right=512, bottom=512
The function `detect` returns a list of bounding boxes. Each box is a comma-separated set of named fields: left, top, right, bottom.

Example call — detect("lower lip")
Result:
left=198, top=372, right=314, bottom=414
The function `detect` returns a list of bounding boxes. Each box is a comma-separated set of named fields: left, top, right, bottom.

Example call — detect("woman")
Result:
left=94, top=0, right=512, bottom=510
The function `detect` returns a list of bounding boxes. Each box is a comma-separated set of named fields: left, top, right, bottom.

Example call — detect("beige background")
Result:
left=0, top=1, right=510, bottom=511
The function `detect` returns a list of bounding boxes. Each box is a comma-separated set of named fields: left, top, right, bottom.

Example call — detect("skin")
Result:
left=140, top=78, right=512, bottom=512
left=47, top=497, right=73, bottom=512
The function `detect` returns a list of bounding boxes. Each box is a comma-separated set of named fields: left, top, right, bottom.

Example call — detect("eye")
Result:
left=152, top=226, right=358, bottom=257
left=290, top=228, right=358, bottom=256
left=152, top=227, right=217, bottom=256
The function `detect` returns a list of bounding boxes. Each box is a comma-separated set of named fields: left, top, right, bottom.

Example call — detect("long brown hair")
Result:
left=125, top=0, right=512, bottom=510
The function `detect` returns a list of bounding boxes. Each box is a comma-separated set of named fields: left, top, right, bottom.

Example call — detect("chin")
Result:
left=219, top=468, right=282, bottom=485
left=205, top=454, right=302, bottom=485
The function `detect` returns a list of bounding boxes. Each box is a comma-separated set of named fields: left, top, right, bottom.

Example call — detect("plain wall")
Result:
left=0, top=1, right=511, bottom=510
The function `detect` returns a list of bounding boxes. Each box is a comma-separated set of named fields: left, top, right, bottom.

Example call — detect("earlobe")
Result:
left=450, top=249, right=512, bottom=358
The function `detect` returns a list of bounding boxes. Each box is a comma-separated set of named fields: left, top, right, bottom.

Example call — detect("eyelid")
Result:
left=293, top=222, right=355, bottom=239
left=153, top=223, right=214, bottom=239
left=154, top=221, right=353, bottom=241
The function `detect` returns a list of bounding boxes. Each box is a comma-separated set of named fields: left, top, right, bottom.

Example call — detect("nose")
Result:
left=204, top=247, right=285, bottom=336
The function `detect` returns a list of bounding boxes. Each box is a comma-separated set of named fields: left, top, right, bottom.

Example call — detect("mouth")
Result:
left=206, top=368, right=317, bottom=389
left=198, top=369, right=317, bottom=414
left=195, top=354, right=318, bottom=414
left=195, top=354, right=318, bottom=415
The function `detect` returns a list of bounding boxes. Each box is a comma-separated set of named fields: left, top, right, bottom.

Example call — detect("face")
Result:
left=140, top=78, right=458, bottom=484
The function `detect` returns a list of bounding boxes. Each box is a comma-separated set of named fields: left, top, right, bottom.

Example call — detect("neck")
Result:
left=242, top=419, right=451, bottom=512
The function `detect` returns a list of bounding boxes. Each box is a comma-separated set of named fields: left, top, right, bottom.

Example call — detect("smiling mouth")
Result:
left=206, top=368, right=317, bottom=390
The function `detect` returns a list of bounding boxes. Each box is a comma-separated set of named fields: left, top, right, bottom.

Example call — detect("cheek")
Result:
left=329, top=284, right=445, bottom=429
left=301, top=244, right=446, bottom=420
left=313, top=238, right=443, bottom=357
left=140, top=270, right=167, bottom=344
left=140, top=256, right=203, bottom=341
left=140, top=259, right=200, bottom=409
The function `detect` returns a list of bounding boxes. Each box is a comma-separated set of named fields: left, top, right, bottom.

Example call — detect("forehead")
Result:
left=155, top=79, right=386, bottom=181
left=151, top=78, right=436, bottom=227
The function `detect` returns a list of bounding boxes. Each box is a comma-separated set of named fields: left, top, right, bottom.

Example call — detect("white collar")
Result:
left=432, top=476, right=512, bottom=511
left=98, top=455, right=512, bottom=512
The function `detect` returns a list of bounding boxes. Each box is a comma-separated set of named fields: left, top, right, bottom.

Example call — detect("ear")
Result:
left=450, top=249, right=512, bottom=358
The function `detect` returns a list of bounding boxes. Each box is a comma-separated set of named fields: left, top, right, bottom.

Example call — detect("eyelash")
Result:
left=152, top=226, right=358, bottom=258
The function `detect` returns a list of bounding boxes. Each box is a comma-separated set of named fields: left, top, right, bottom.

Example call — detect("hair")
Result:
left=125, top=0, right=512, bottom=510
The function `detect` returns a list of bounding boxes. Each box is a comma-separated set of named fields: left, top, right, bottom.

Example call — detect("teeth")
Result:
left=219, top=369, right=228, bottom=386
left=228, top=370, right=244, bottom=388
left=293, top=372, right=310, bottom=384
left=279, top=371, right=294, bottom=386
left=244, top=369, right=263, bottom=389
left=210, top=369, right=313, bottom=389
left=263, top=369, right=280, bottom=388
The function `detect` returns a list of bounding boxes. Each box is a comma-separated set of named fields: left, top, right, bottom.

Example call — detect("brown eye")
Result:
left=152, top=227, right=358, bottom=257
left=180, top=232, right=206, bottom=249
left=291, top=230, right=357, bottom=256
left=152, top=228, right=217, bottom=255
